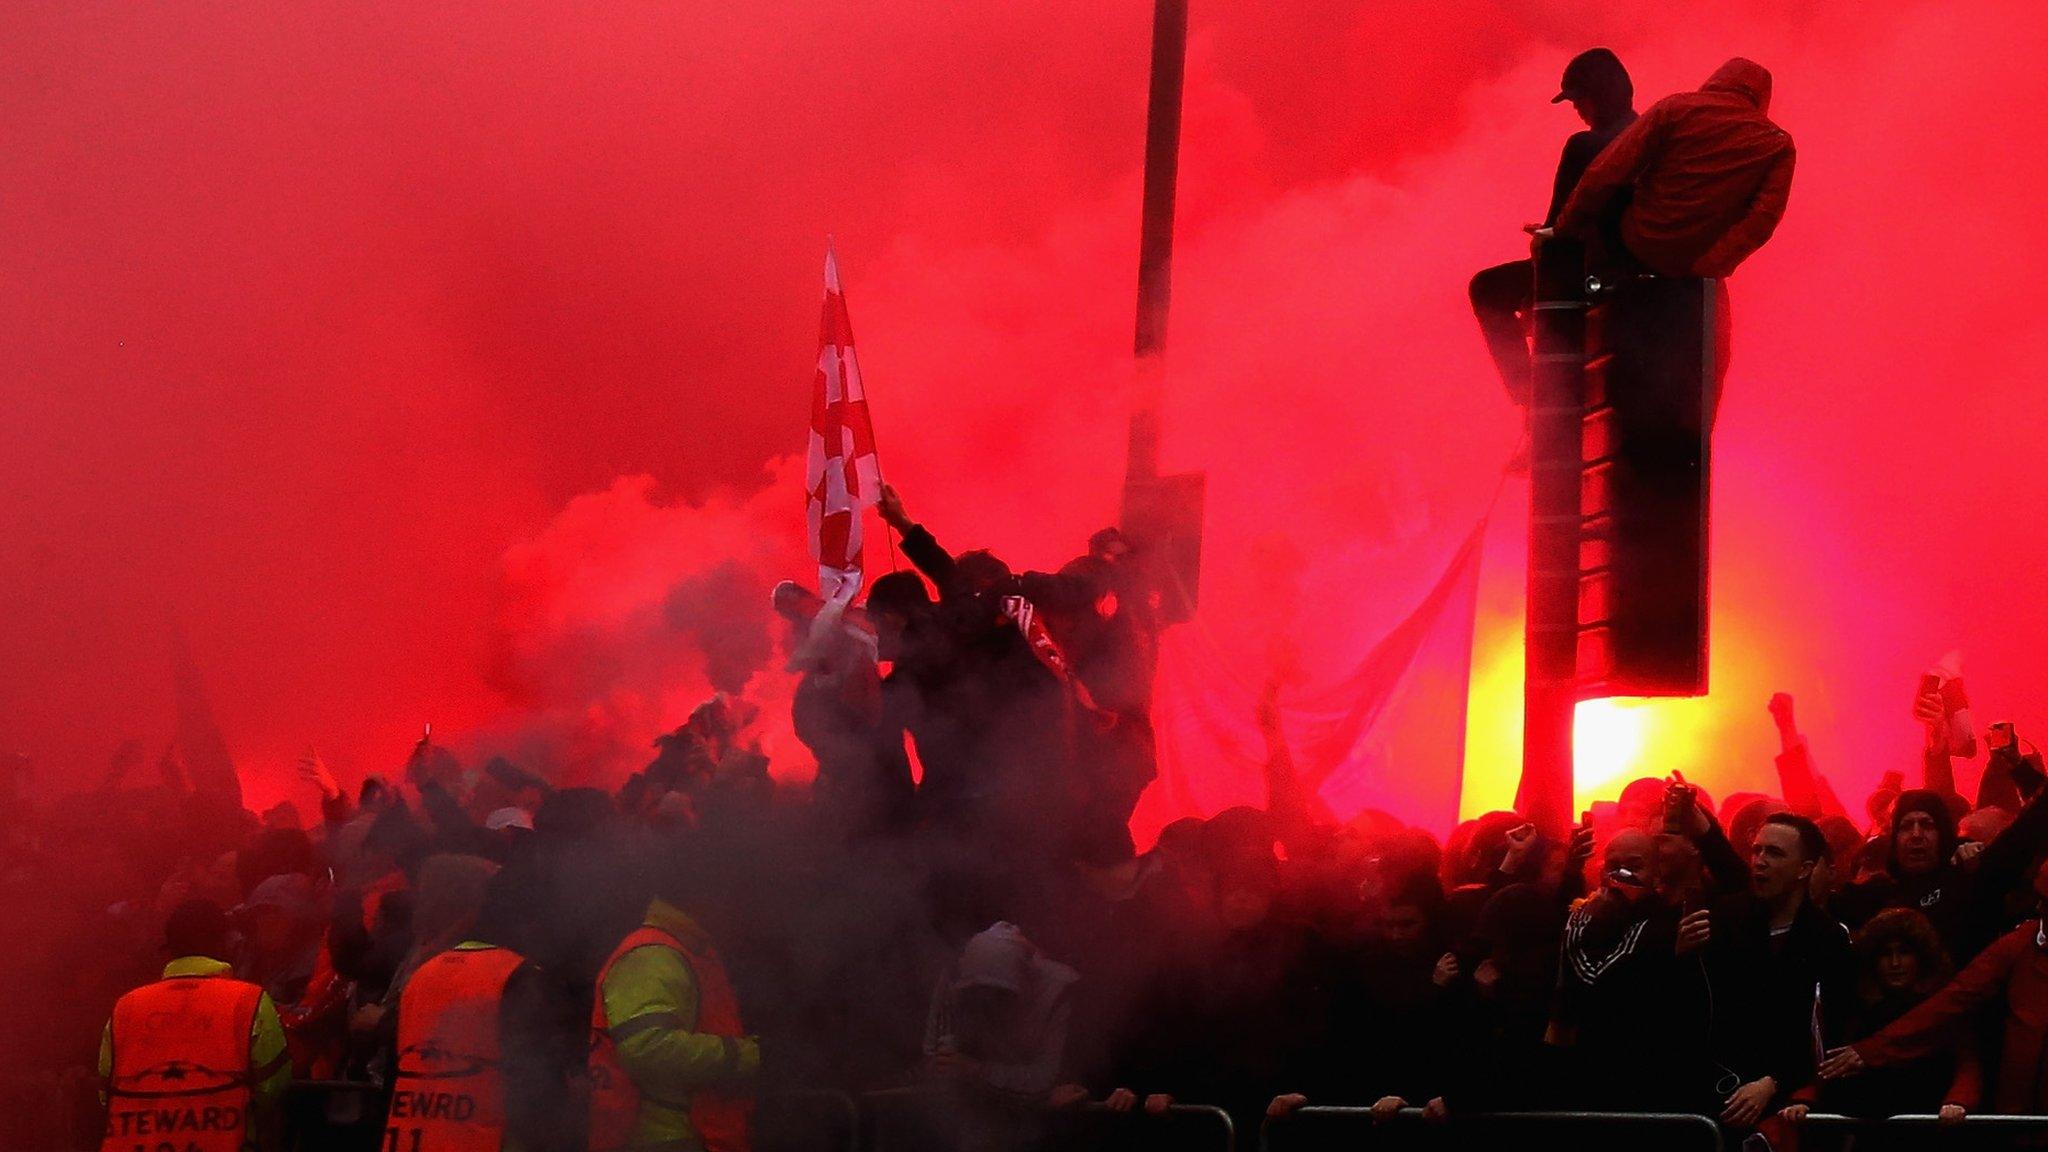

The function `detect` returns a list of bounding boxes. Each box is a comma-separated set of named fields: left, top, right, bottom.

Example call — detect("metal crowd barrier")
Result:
left=1796, top=1112, right=2048, bottom=1149
left=861, top=1087, right=1234, bottom=1152
left=1262, top=1106, right=1725, bottom=1152
left=283, top=1080, right=2048, bottom=1152
left=274, top=1082, right=862, bottom=1152
left=1056, top=1100, right=1235, bottom=1152
left=758, top=1088, right=861, bottom=1152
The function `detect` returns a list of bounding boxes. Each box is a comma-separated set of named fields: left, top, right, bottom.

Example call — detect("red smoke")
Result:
left=4, top=2, right=2046, bottom=827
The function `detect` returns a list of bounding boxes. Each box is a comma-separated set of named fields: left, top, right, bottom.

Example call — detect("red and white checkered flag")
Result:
left=806, top=245, right=882, bottom=603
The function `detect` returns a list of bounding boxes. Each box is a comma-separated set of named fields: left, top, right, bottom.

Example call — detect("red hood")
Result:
left=1702, top=57, right=1773, bottom=113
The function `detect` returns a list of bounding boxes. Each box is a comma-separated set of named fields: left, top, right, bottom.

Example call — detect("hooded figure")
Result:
left=234, top=872, right=326, bottom=1006
left=1557, top=57, right=1795, bottom=278
left=925, top=922, right=1079, bottom=1097
left=922, top=923, right=1080, bottom=1152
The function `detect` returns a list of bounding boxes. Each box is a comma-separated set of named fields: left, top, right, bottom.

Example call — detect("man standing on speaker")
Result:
left=1469, top=48, right=1638, bottom=405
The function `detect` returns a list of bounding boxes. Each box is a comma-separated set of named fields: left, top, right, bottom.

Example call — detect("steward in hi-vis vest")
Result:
left=380, top=867, right=585, bottom=1152
left=589, top=899, right=759, bottom=1152
left=99, top=899, right=291, bottom=1152
left=386, top=943, right=525, bottom=1152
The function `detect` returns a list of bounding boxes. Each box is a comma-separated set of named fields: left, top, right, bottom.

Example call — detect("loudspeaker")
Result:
left=1577, top=276, right=1715, bottom=697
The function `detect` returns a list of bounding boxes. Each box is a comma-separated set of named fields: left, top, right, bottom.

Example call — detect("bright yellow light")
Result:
left=1458, top=546, right=1779, bottom=823
left=1573, top=698, right=1649, bottom=801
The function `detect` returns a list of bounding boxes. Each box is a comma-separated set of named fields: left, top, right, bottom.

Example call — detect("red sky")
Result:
left=4, top=2, right=2045, bottom=823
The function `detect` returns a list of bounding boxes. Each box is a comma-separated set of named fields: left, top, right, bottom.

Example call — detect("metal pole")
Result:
left=1127, top=0, right=1188, bottom=485
left=1518, top=240, right=1588, bottom=839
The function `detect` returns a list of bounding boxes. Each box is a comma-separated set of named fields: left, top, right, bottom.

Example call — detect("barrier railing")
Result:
left=1057, top=1100, right=1235, bottom=1152
left=1262, top=1106, right=1725, bottom=1152
left=758, top=1088, right=861, bottom=1152
left=861, top=1087, right=1233, bottom=1152
left=1795, top=1112, right=2048, bottom=1149
left=171, top=1086, right=2048, bottom=1152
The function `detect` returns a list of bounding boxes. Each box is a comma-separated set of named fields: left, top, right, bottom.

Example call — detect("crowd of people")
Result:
left=0, top=45, right=1975, bottom=1152
left=7, top=470, right=2048, bottom=1152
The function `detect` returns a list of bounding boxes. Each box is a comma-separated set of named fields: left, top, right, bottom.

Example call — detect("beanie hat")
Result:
left=1889, top=788, right=1959, bottom=870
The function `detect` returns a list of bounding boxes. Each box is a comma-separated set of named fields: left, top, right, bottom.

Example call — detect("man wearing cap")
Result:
left=1469, top=48, right=1638, bottom=406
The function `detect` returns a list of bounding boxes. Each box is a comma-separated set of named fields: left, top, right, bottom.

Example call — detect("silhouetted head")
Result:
left=363, top=803, right=432, bottom=877
left=1616, top=777, right=1666, bottom=832
left=866, top=570, right=931, bottom=618
left=1552, top=47, right=1634, bottom=127
left=471, top=868, right=530, bottom=952
left=1961, top=806, right=2014, bottom=846
left=1377, top=870, right=1443, bottom=955
left=359, top=775, right=394, bottom=812
left=866, top=571, right=933, bottom=659
left=1729, top=797, right=1792, bottom=860
left=1702, top=57, right=1774, bottom=114
left=953, top=550, right=1013, bottom=596
left=533, top=787, right=619, bottom=840
left=771, top=579, right=823, bottom=625
left=1088, top=527, right=1130, bottom=563
left=1451, top=811, right=1524, bottom=886
left=163, top=898, right=231, bottom=960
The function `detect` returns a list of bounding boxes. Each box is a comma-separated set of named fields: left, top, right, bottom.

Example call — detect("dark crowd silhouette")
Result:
left=8, top=484, right=2048, bottom=1152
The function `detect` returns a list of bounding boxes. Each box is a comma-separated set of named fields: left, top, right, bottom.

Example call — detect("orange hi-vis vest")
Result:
left=386, top=945, right=526, bottom=1152
left=102, top=974, right=266, bottom=1152
left=588, top=926, right=752, bottom=1152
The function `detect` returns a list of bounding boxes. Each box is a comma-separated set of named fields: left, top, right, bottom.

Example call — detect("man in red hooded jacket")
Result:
left=1557, top=58, right=1795, bottom=279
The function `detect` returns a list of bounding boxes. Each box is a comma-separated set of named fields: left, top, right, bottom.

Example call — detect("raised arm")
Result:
left=878, top=483, right=958, bottom=592
left=1968, top=775, right=2048, bottom=913
left=1916, top=685, right=1963, bottom=805
left=1770, top=694, right=1850, bottom=821
left=1837, top=928, right=2026, bottom=1073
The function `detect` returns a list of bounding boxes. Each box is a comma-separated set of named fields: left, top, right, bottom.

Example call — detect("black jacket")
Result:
left=1543, top=114, right=1638, bottom=226
left=1838, top=783, right=2048, bottom=961
left=1703, top=896, right=1853, bottom=1096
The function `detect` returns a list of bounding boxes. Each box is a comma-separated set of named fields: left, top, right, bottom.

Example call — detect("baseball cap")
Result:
left=484, top=806, right=534, bottom=832
left=1553, top=47, right=1629, bottom=104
